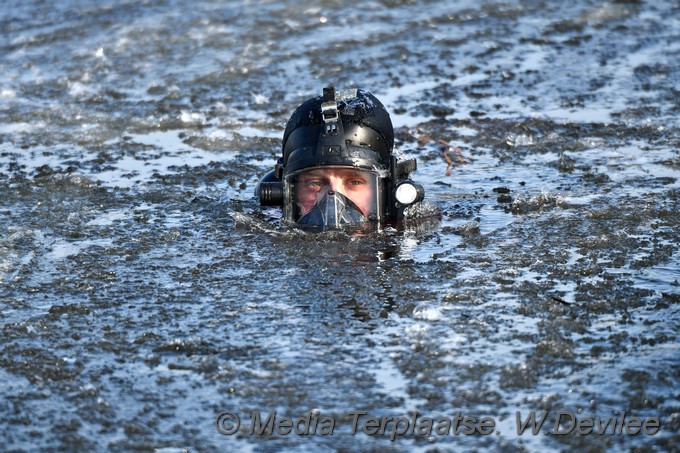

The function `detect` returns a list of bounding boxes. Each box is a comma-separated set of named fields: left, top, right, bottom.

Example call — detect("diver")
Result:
left=256, top=87, right=427, bottom=230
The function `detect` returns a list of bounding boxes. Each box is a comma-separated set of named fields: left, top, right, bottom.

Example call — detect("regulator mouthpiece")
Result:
left=298, top=191, right=367, bottom=228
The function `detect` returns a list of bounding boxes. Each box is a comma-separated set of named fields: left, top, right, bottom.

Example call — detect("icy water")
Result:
left=1, top=0, right=679, bottom=451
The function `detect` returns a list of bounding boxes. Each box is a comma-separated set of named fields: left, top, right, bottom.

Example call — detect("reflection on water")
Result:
left=1, top=0, right=679, bottom=451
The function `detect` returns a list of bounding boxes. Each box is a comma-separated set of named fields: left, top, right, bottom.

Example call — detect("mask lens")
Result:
left=284, top=167, right=380, bottom=227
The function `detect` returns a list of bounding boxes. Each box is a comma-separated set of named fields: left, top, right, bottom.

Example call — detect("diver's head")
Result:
left=256, top=87, right=424, bottom=229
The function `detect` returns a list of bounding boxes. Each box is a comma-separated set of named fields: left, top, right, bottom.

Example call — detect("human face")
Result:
left=295, top=167, right=375, bottom=217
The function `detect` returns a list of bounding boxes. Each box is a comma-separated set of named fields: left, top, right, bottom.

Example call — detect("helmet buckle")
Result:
left=321, top=101, right=338, bottom=123
left=321, top=86, right=338, bottom=123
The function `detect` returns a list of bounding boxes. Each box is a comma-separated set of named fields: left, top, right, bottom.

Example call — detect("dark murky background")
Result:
left=1, top=0, right=679, bottom=451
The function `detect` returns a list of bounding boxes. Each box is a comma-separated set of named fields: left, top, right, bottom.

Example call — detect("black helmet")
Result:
left=256, top=87, right=424, bottom=228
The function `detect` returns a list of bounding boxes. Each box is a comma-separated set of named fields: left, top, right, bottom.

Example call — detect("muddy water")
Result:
left=1, top=0, right=678, bottom=451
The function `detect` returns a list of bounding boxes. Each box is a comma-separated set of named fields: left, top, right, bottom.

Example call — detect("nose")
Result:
left=328, top=175, right=344, bottom=194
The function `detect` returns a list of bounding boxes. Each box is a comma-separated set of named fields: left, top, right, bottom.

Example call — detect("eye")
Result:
left=302, top=178, right=327, bottom=190
left=347, top=178, right=366, bottom=186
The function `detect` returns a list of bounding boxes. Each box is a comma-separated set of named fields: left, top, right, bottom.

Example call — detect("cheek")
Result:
left=297, top=187, right=319, bottom=208
left=349, top=188, right=373, bottom=215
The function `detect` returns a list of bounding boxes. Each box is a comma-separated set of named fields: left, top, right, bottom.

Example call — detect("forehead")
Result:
left=300, top=168, right=368, bottom=178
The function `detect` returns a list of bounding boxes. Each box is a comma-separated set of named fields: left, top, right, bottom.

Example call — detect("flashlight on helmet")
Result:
left=257, top=181, right=284, bottom=206
left=395, top=181, right=424, bottom=206
left=390, top=180, right=425, bottom=220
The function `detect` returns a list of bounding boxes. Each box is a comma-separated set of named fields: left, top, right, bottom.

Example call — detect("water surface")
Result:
left=1, top=0, right=678, bottom=451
